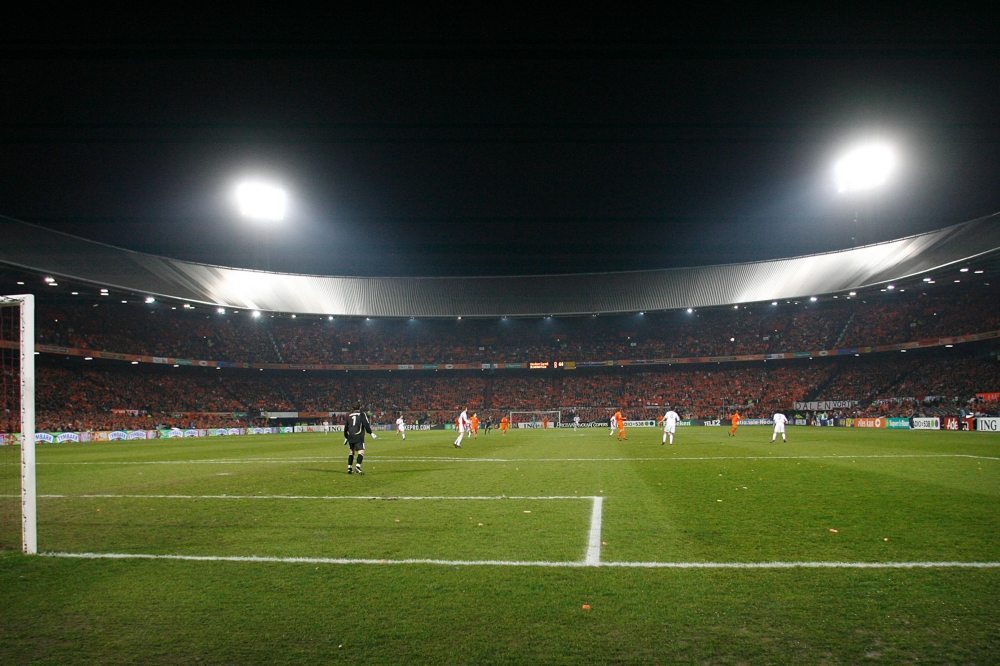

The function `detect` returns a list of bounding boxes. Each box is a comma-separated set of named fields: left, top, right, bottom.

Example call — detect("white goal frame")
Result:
left=509, top=410, right=561, bottom=428
left=1, top=294, right=36, bottom=554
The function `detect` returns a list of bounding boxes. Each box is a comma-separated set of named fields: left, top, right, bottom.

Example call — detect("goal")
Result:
left=509, top=410, right=561, bottom=428
left=0, top=294, right=36, bottom=554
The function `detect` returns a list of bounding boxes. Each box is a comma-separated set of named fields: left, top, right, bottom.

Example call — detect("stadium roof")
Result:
left=2, top=213, right=998, bottom=318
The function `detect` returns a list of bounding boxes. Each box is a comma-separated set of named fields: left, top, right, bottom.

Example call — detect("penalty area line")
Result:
left=40, top=552, right=1000, bottom=570
left=35, top=493, right=592, bottom=501
left=585, top=496, right=603, bottom=565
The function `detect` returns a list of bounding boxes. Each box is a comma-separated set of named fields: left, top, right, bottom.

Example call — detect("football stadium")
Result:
left=2, top=17, right=999, bottom=664
left=2, top=212, right=999, bottom=662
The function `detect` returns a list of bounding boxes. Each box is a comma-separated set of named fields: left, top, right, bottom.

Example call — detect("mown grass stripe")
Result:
left=40, top=552, right=1000, bottom=569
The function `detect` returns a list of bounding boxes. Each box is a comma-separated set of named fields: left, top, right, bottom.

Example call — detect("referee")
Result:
left=344, top=403, right=376, bottom=475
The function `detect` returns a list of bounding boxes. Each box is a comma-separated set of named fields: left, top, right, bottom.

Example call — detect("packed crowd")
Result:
left=2, top=277, right=996, bottom=432
left=23, top=281, right=999, bottom=367
left=1, top=347, right=993, bottom=433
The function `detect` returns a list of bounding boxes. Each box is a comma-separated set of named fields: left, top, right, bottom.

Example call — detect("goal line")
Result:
left=40, top=552, right=1000, bottom=570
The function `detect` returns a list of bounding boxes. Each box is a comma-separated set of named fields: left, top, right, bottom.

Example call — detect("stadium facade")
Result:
left=1, top=213, right=998, bottom=317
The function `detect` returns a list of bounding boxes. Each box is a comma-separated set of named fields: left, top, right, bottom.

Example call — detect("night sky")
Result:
left=1, top=11, right=997, bottom=277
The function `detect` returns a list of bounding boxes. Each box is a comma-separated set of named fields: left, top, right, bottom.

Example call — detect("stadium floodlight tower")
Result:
left=833, top=140, right=897, bottom=246
left=235, top=180, right=287, bottom=223
left=834, top=141, right=896, bottom=193
left=234, top=179, right=287, bottom=270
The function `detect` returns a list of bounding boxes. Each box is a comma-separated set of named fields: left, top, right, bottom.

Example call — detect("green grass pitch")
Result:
left=2, top=425, right=998, bottom=663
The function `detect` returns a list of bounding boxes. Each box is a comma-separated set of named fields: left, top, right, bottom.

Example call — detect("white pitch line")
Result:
left=40, top=552, right=1000, bottom=570
left=37, top=453, right=999, bottom=465
left=36, top=493, right=591, bottom=501
left=585, top=496, right=604, bottom=565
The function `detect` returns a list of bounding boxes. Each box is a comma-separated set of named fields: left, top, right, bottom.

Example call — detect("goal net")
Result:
left=509, top=410, right=561, bottom=428
left=0, top=294, right=36, bottom=554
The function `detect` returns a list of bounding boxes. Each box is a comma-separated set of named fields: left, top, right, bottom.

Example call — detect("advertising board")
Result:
left=911, top=417, right=940, bottom=430
left=975, top=417, right=1000, bottom=432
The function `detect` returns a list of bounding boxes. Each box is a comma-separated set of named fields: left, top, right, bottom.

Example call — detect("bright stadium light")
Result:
left=834, top=141, right=896, bottom=193
left=234, top=180, right=287, bottom=222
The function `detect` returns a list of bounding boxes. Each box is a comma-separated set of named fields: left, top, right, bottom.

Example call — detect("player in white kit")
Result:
left=661, top=407, right=680, bottom=445
left=771, top=412, right=788, bottom=442
left=395, top=415, right=406, bottom=439
left=454, top=407, right=470, bottom=448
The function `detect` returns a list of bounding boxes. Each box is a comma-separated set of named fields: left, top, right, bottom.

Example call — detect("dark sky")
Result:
left=1, top=11, right=997, bottom=277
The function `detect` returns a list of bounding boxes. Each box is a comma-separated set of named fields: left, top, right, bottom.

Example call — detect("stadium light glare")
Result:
left=234, top=180, right=287, bottom=222
left=145, top=296, right=155, bottom=304
left=252, top=311, right=261, bottom=318
left=834, top=141, right=896, bottom=193
left=217, top=307, right=226, bottom=314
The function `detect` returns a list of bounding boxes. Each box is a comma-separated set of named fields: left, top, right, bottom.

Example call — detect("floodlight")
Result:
left=834, top=142, right=896, bottom=192
left=235, top=180, right=287, bottom=222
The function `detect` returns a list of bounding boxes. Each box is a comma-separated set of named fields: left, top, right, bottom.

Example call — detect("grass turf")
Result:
left=1, top=425, right=998, bottom=663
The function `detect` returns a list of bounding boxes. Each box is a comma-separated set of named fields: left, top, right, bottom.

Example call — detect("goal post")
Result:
left=509, top=410, right=561, bottom=428
left=1, top=294, right=36, bottom=554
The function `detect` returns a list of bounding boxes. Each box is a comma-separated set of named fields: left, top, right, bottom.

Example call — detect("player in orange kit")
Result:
left=614, top=409, right=627, bottom=441
left=470, top=413, right=479, bottom=437
left=500, top=415, right=509, bottom=435
left=728, top=411, right=741, bottom=437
